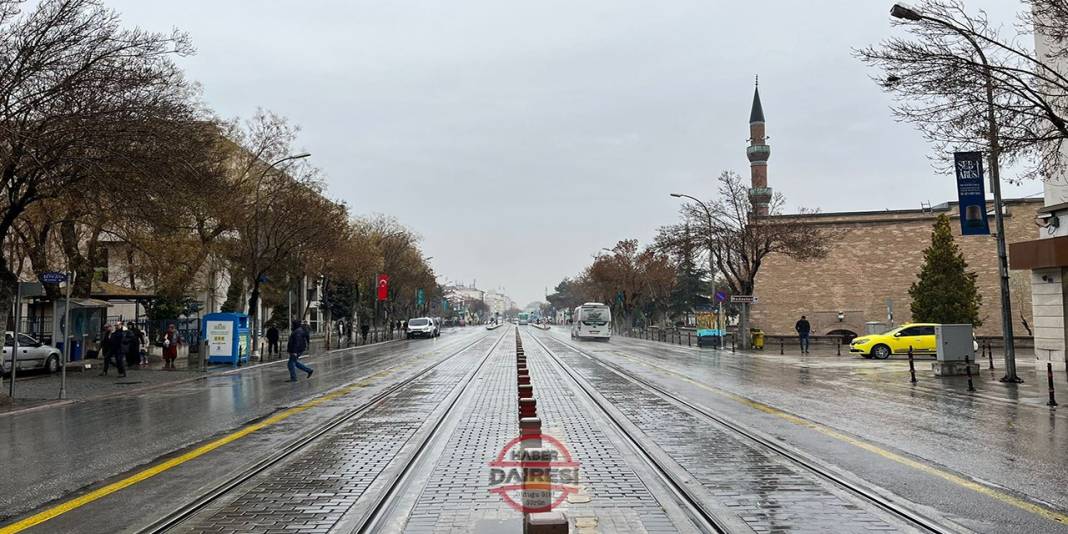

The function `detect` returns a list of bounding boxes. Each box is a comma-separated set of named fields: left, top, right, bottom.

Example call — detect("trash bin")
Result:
left=750, top=328, right=765, bottom=350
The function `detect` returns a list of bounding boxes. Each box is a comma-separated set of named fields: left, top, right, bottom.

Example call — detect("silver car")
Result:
left=2, top=332, right=63, bottom=374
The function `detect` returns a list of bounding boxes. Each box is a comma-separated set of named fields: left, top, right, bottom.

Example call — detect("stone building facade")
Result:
left=739, top=80, right=1040, bottom=341
left=751, top=199, right=1041, bottom=339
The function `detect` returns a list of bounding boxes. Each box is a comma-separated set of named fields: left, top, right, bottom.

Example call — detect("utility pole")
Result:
left=59, top=272, right=73, bottom=400
left=890, top=4, right=1020, bottom=382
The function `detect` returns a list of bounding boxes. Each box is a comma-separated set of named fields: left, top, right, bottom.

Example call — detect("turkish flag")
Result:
left=376, top=274, right=389, bottom=301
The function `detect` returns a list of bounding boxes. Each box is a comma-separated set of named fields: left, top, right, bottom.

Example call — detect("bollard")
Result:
left=518, top=384, right=534, bottom=400
left=988, top=343, right=994, bottom=370
left=687, top=332, right=691, bottom=347
left=780, top=339, right=784, bottom=355
left=908, top=346, right=916, bottom=384
left=525, top=511, right=568, bottom=534
left=519, top=417, right=541, bottom=437
left=731, top=335, right=735, bottom=352
left=965, top=354, right=975, bottom=392
left=1047, top=363, right=1058, bottom=407
left=836, top=339, right=841, bottom=356
left=518, top=374, right=530, bottom=386
left=521, top=448, right=555, bottom=516
left=519, top=397, right=537, bottom=418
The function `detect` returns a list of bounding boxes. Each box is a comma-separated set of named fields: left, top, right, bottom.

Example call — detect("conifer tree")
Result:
left=909, top=214, right=982, bottom=325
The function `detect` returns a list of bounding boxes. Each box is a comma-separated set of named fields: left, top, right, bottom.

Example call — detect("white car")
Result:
left=406, top=317, right=439, bottom=339
left=2, top=332, right=63, bottom=374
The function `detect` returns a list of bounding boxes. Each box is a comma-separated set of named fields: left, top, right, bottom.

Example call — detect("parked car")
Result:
left=407, top=317, right=439, bottom=339
left=2, top=332, right=63, bottom=375
left=851, top=323, right=982, bottom=360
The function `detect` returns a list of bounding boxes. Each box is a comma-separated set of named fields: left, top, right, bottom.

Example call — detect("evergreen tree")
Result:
left=909, top=214, right=982, bottom=325
left=668, top=227, right=708, bottom=317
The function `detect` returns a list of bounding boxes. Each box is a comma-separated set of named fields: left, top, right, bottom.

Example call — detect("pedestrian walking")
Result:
left=104, top=321, right=128, bottom=377
left=266, top=325, right=280, bottom=357
left=287, top=320, right=313, bottom=382
left=99, top=324, right=116, bottom=376
left=162, top=324, right=183, bottom=370
left=133, top=325, right=148, bottom=366
left=360, top=322, right=369, bottom=343
left=795, top=315, right=811, bottom=354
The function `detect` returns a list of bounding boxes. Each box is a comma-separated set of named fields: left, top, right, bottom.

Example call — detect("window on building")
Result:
left=307, top=286, right=318, bottom=302
left=308, top=308, right=320, bottom=332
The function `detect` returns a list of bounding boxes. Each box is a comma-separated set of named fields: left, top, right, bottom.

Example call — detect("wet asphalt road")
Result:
left=0, top=327, right=486, bottom=522
left=533, top=326, right=1068, bottom=533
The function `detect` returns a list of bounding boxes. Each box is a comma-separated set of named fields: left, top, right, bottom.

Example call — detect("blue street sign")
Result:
left=714, top=290, right=728, bottom=303
left=39, top=272, right=67, bottom=284
left=954, top=151, right=990, bottom=235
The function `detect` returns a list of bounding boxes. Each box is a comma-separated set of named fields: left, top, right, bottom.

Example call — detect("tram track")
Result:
left=346, top=328, right=507, bottom=533
left=524, top=330, right=740, bottom=534
left=528, top=329, right=963, bottom=534
left=139, top=331, right=501, bottom=534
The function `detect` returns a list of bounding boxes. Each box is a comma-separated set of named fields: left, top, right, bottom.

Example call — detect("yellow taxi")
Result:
left=849, top=323, right=937, bottom=359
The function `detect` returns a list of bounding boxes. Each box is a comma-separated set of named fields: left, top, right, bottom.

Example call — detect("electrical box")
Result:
left=936, top=324, right=974, bottom=362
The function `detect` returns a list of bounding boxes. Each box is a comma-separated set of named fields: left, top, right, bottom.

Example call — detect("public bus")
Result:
left=517, top=312, right=530, bottom=325
left=571, top=303, right=611, bottom=340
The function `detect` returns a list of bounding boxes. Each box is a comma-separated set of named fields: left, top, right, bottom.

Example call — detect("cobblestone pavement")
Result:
left=532, top=332, right=921, bottom=534
left=402, top=331, right=688, bottom=534
left=173, top=335, right=502, bottom=534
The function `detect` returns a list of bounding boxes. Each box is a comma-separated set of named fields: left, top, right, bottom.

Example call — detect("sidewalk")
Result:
left=0, top=335, right=404, bottom=416
left=620, top=331, right=1065, bottom=411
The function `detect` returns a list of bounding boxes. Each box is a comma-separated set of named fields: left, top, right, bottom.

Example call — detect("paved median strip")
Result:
left=0, top=371, right=390, bottom=534
left=609, top=350, right=1068, bottom=526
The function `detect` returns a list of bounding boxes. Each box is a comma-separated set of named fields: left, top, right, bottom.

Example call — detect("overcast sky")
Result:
left=108, top=0, right=1038, bottom=307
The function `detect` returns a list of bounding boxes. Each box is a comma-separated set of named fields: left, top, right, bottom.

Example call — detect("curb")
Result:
left=0, top=338, right=402, bottom=419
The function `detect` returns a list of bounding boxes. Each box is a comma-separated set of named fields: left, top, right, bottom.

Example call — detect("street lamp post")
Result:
left=250, top=152, right=310, bottom=362
left=890, top=4, right=1020, bottom=382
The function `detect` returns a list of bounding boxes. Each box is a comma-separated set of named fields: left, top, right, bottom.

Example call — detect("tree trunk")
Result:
left=248, top=280, right=261, bottom=358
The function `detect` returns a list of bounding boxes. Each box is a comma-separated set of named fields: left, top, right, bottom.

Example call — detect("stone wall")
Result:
left=751, top=199, right=1041, bottom=337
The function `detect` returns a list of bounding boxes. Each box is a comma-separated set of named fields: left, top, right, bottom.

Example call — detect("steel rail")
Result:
left=525, top=331, right=736, bottom=534
left=537, top=330, right=959, bottom=534
left=349, top=328, right=509, bottom=533
left=138, top=333, right=492, bottom=534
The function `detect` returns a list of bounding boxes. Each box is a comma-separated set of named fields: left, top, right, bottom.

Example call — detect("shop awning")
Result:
left=1009, top=235, right=1068, bottom=270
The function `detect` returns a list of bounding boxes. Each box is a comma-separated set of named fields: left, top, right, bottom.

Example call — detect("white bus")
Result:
left=571, top=303, right=611, bottom=340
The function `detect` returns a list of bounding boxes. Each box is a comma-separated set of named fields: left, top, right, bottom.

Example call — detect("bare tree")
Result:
left=856, top=0, right=1068, bottom=182
left=0, top=0, right=194, bottom=325
left=659, top=171, right=828, bottom=348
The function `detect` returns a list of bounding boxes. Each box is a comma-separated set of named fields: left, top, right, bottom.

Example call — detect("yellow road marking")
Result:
left=611, top=352, right=1068, bottom=525
left=0, top=374, right=388, bottom=534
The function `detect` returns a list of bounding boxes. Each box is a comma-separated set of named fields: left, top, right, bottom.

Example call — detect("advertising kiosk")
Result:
left=202, top=312, right=251, bottom=367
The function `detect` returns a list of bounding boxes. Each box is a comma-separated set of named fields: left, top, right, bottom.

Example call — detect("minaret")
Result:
left=747, top=77, right=772, bottom=216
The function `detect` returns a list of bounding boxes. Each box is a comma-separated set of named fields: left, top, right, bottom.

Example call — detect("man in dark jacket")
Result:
left=287, top=320, right=313, bottom=381
left=105, top=321, right=129, bottom=377
left=795, top=315, right=811, bottom=354
left=266, top=326, right=280, bottom=357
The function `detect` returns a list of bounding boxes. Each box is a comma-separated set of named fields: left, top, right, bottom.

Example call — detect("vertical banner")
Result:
left=416, top=288, right=425, bottom=307
left=376, top=274, right=390, bottom=301
left=954, top=151, right=990, bottom=235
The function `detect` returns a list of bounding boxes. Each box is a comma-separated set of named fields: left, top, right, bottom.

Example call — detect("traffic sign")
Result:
left=39, top=272, right=67, bottom=284
left=714, top=290, right=728, bottom=303
left=730, top=295, right=758, bottom=303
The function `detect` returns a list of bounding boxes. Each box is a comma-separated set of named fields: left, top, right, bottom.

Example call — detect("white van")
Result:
left=571, top=303, right=611, bottom=340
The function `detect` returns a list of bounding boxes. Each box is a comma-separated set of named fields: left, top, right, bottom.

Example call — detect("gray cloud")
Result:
left=107, top=0, right=1036, bottom=306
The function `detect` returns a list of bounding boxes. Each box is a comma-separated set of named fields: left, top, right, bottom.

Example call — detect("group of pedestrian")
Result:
left=98, top=322, right=185, bottom=376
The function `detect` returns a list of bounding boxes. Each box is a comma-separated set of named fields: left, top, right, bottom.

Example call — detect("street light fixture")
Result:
left=888, top=3, right=1021, bottom=382
left=252, top=152, right=312, bottom=361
